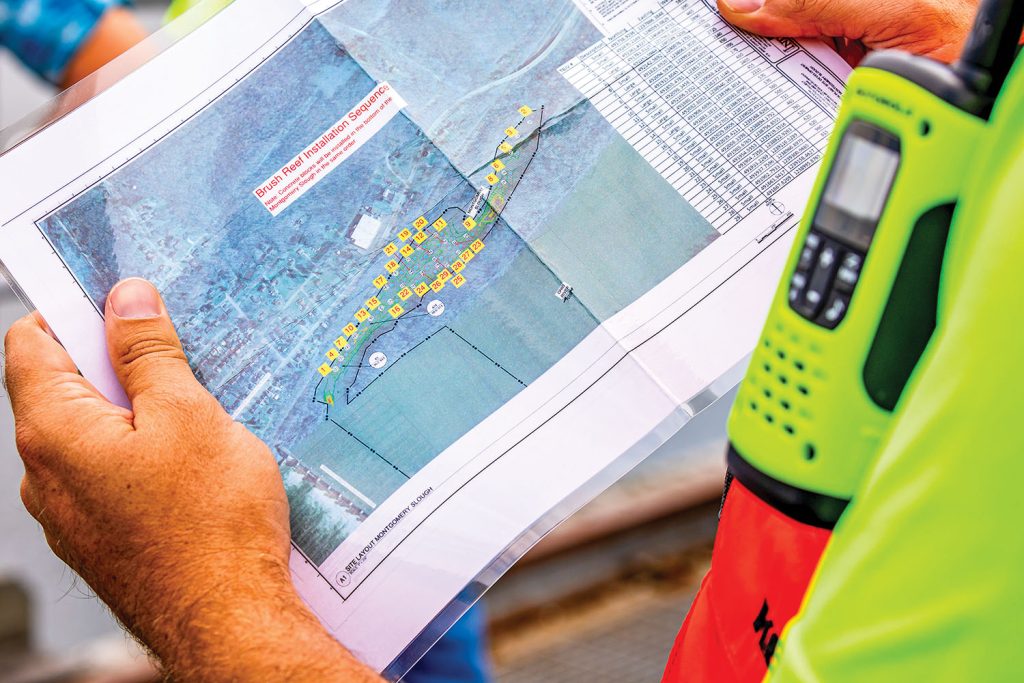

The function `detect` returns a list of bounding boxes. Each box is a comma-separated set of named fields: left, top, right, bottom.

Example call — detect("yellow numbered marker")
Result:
left=413, top=231, right=428, bottom=244
left=385, top=260, right=400, bottom=274
left=460, top=249, right=474, bottom=262
left=398, top=228, right=413, bottom=242
left=438, top=269, right=453, bottom=282
left=383, top=243, right=398, bottom=257
left=430, top=279, right=445, bottom=293
left=433, top=217, right=448, bottom=232
left=366, top=296, right=381, bottom=309
left=414, top=282, right=430, bottom=297
left=389, top=304, right=404, bottom=318
left=398, top=287, right=413, bottom=301
left=452, top=274, right=467, bottom=288
left=400, top=244, right=415, bottom=258
left=518, top=105, right=533, bottom=116
left=413, top=216, right=428, bottom=230
left=499, top=142, right=513, bottom=154
left=451, top=260, right=466, bottom=273
left=486, top=173, right=500, bottom=185
left=334, top=336, right=349, bottom=350
left=326, top=349, right=340, bottom=361
left=373, top=275, right=387, bottom=289
left=463, top=217, right=477, bottom=230
left=343, top=323, right=358, bottom=337
left=471, top=239, right=485, bottom=253
left=318, top=363, right=333, bottom=377
left=355, top=308, right=370, bottom=323
left=505, top=127, right=519, bottom=137
left=491, top=159, right=505, bottom=172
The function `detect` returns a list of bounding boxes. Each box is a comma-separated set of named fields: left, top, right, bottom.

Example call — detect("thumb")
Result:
left=717, top=0, right=860, bottom=40
left=104, top=278, right=202, bottom=410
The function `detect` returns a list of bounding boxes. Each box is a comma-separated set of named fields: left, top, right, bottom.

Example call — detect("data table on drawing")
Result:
left=561, top=0, right=838, bottom=232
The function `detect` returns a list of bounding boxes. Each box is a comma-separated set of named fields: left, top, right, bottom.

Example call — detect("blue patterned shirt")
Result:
left=0, top=0, right=127, bottom=83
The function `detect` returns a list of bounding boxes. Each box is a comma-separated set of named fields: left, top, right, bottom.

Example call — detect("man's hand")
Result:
left=718, top=0, right=979, bottom=62
left=6, top=278, right=379, bottom=682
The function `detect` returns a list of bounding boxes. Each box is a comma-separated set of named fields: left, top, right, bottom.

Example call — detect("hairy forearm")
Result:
left=124, top=556, right=381, bottom=682
left=165, top=594, right=379, bottom=682
left=6, top=288, right=382, bottom=681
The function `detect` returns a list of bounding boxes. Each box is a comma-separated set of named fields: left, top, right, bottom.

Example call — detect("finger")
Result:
left=5, top=313, right=79, bottom=384
left=836, top=38, right=869, bottom=67
left=31, top=310, right=58, bottom=341
left=717, top=0, right=864, bottom=40
left=4, top=314, right=116, bottom=422
left=104, top=278, right=206, bottom=413
left=718, top=0, right=974, bottom=61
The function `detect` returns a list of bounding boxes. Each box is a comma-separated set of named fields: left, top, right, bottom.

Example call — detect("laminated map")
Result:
left=0, top=0, right=850, bottom=675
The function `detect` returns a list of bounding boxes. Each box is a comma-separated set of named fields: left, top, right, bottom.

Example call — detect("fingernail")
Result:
left=723, top=0, right=764, bottom=12
left=108, top=278, right=162, bottom=319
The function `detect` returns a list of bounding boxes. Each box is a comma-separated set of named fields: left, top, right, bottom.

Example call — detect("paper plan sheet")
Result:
left=0, top=0, right=851, bottom=675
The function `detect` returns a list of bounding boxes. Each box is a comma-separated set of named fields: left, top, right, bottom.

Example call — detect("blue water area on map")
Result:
left=37, top=19, right=599, bottom=565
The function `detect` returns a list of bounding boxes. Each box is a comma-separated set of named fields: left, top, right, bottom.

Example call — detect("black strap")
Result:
left=727, top=444, right=850, bottom=530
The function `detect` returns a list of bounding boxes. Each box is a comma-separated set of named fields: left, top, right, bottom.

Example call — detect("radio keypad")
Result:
left=789, top=229, right=864, bottom=329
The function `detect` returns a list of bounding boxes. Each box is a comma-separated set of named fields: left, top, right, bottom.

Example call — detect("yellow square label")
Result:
left=383, top=242, right=398, bottom=256
left=334, top=336, right=349, bottom=350
left=355, top=308, right=370, bottom=322
left=433, top=217, right=448, bottom=232
left=486, top=173, right=500, bottom=185
left=413, top=231, right=428, bottom=244
left=491, top=159, right=505, bottom=172
left=499, top=142, right=513, bottom=154
left=463, top=217, right=477, bottom=230
left=518, top=105, right=533, bottom=116
left=471, top=239, right=485, bottom=253
left=326, top=348, right=340, bottom=361
left=398, top=287, right=413, bottom=301
left=400, top=244, right=415, bottom=258
left=452, top=274, right=467, bottom=288
left=460, top=249, right=474, bottom=262
left=430, top=279, right=445, bottom=292
left=451, top=260, right=465, bottom=273
left=389, top=304, right=404, bottom=318
left=398, top=228, right=413, bottom=242
left=318, top=363, right=333, bottom=377
left=438, top=269, right=452, bottom=282
left=373, top=275, right=387, bottom=289
left=343, top=323, right=358, bottom=337
left=385, top=260, right=400, bottom=274
left=366, top=296, right=381, bottom=309
left=413, top=216, right=428, bottom=230
left=414, top=282, right=430, bottom=296
left=505, top=127, right=519, bottom=137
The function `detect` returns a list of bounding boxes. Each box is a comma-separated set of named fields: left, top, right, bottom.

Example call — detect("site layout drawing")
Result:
left=0, top=0, right=851, bottom=673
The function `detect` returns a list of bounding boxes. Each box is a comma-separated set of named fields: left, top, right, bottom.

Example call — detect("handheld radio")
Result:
left=616, top=2, right=1024, bottom=679
left=727, top=0, right=1024, bottom=523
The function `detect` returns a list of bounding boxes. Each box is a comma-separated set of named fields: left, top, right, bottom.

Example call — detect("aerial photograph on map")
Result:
left=36, top=0, right=721, bottom=567
left=320, top=0, right=720, bottom=319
